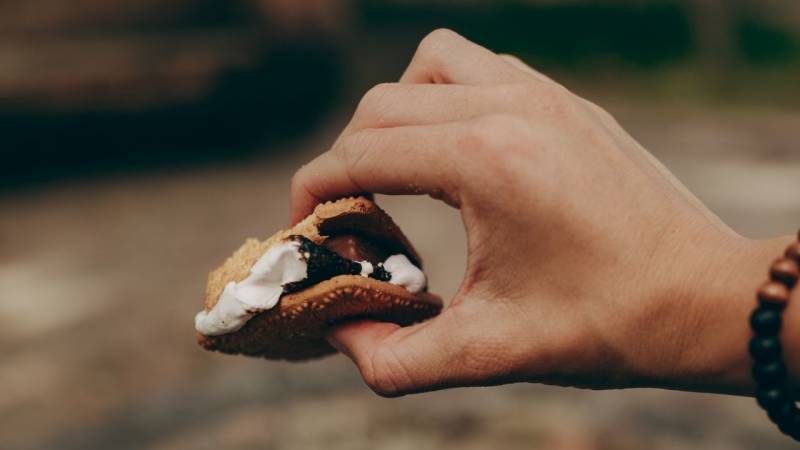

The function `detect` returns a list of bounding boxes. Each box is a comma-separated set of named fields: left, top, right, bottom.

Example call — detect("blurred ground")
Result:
left=2, top=1, right=800, bottom=449
left=1, top=97, right=799, bottom=450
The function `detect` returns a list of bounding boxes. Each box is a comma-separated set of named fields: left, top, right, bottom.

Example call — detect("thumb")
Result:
left=326, top=314, right=466, bottom=397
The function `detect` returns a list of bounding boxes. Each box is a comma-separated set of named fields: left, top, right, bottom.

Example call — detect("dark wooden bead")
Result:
left=784, top=413, right=800, bottom=439
left=750, top=306, right=782, bottom=335
left=753, top=360, right=787, bottom=384
left=749, top=336, right=782, bottom=361
left=778, top=410, right=800, bottom=436
left=758, top=281, right=791, bottom=304
left=786, top=242, right=800, bottom=264
left=751, top=238, right=800, bottom=439
left=770, top=258, right=799, bottom=288
left=756, top=386, right=787, bottom=410
left=759, top=301, right=786, bottom=312
left=768, top=400, right=796, bottom=424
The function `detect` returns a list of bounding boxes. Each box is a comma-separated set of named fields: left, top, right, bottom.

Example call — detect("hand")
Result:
left=290, top=29, right=793, bottom=397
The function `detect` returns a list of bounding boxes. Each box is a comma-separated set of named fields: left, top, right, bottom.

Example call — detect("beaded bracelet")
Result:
left=749, top=232, right=800, bottom=439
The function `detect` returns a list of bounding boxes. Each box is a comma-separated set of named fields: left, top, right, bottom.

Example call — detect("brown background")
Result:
left=1, top=1, right=800, bottom=449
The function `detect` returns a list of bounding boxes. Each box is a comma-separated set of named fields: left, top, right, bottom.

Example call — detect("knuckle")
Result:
left=416, top=28, right=460, bottom=61
left=508, top=81, right=581, bottom=125
left=459, top=115, right=534, bottom=183
left=536, top=82, right=568, bottom=106
left=510, top=81, right=540, bottom=98
left=419, top=28, right=459, bottom=51
left=538, top=84, right=578, bottom=118
left=364, top=346, right=414, bottom=397
left=585, top=99, right=616, bottom=123
left=464, top=114, right=527, bottom=153
left=356, top=83, right=395, bottom=122
left=363, top=82, right=394, bottom=103
left=331, top=138, right=351, bottom=165
left=496, top=82, right=547, bottom=109
left=354, top=357, right=384, bottom=395
left=335, top=132, right=368, bottom=168
left=290, top=164, right=313, bottom=195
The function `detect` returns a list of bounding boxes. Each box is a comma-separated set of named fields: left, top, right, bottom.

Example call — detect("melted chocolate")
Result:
left=282, top=235, right=392, bottom=294
left=322, top=234, right=389, bottom=264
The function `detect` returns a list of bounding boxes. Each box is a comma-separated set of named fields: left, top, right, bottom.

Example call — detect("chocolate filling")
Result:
left=282, top=235, right=392, bottom=294
left=322, top=234, right=390, bottom=264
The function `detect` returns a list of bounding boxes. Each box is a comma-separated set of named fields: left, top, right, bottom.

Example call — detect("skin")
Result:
left=289, top=29, right=798, bottom=397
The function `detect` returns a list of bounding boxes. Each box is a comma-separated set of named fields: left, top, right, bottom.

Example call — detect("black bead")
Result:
left=759, top=301, right=786, bottom=312
left=753, top=360, right=787, bottom=384
left=768, top=400, right=796, bottom=424
left=750, top=307, right=782, bottom=335
left=778, top=410, right=800, bottom=436
left=749, top=336, right=782, bottom=361
left=786, top=413, right=800, bottom=440
left=756, top=386, right=788, bottom=410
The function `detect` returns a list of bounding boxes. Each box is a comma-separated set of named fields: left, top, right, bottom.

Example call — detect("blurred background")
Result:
left=2, top=0, right=800, bottom=449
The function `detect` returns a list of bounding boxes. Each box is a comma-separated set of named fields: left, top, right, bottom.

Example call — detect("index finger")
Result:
left=289, top=122, right=464, bottom=224
left=399, top=29, right=531, bottom=85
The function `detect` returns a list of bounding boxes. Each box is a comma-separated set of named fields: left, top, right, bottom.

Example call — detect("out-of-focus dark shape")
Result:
left=361, top=1, right=693, bottom=67
left=0, top=0, right=350, bottom=187
left=359, top=0, right=800, bottom=68
left=2, top=2, right=800, bottom=450
left=4, top=0, right=800, bottom=189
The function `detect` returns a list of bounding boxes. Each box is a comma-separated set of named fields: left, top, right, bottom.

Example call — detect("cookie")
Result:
left=196, top=197, right=442, bottom=360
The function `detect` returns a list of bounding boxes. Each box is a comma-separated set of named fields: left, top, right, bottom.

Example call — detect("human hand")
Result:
left=290, top=29, right=792, bottom=396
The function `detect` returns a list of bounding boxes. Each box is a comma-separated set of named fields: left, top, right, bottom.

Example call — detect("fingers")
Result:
left=347, top=83, right=477, bottom=131
left=290, top=122, right=464, bottom=222
left=347, top=82, right=540, bottom=131
left=290, top=30, right=563, bottom=222
left=326, top=317, right=462, bottom=396
left=399, top=28, right=530, bottom=85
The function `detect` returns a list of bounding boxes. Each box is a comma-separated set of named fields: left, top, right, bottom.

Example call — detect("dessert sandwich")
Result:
left=195, top=197, right=442, bottom=360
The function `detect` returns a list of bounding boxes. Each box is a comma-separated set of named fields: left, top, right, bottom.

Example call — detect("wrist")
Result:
left=630, top=226, right=794, bottom=394
left=682, top=235, right=793, bottom=395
